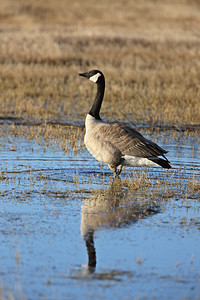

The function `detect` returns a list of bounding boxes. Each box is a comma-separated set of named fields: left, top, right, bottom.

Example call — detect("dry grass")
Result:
left=0, top=0, right=200, bottom=126
left=0, top=123, right=85, bottom=155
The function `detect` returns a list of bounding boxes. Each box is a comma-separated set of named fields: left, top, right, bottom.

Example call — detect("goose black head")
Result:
left=79, top=70, right=104, bottom=84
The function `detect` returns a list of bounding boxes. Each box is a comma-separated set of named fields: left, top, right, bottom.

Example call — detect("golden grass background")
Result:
left=0, top=0, right=200, bottom=126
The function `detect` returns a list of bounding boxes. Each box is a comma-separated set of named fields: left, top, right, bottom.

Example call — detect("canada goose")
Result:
left=79, top=70, right=171, bottom=177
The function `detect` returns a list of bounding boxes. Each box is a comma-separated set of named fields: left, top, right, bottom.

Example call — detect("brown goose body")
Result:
left=80, top=70, right=171, bottom=176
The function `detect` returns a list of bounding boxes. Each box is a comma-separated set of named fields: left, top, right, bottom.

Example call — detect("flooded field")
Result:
left=0, top=125, right=199, bottom=300
left=0, top=0, right=200, bottom=299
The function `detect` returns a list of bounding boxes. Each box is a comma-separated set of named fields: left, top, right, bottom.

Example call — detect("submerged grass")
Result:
left=1, top=0, right=200, bottom=293
left=0, top=0, right=200, bottom=126
left=0, top=123, right=85, bottom=153
left=0, top=123, right=199, bottom=298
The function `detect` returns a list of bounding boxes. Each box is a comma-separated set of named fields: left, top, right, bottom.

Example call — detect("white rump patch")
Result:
left=89, top=72, right=102, bottom=83
left=122, top=155, right=158, bottom=167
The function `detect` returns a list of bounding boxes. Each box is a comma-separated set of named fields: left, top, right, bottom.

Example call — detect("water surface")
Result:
left=0, top=128, right=199, bottom=300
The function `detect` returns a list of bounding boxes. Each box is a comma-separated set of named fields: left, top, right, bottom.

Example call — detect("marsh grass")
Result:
left=0, top=123, right=85, bottom=154
left=0, top=0, right=200, bottom=127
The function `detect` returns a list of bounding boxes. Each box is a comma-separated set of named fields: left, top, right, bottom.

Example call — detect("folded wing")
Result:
left=98, top=122, right=169, bottom=160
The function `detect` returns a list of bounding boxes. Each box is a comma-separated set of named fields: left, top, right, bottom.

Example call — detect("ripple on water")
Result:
left=0, top=129, right=199, bottom=300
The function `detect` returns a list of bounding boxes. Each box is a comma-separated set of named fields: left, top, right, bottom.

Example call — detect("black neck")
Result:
left=89, top=76, right=105, bottom=120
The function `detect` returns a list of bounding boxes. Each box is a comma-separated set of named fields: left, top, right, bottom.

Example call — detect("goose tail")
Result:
left=149, top=157, right=171, bottom=169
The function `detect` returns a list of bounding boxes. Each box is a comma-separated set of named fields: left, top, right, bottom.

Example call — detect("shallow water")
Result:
left=0, top=128, right=200, bottom=300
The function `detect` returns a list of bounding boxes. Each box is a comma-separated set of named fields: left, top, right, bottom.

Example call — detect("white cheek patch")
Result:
left=89, top=72, right=102, bottom=83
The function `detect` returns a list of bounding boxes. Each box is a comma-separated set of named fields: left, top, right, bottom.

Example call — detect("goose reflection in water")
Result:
left=81, top=180, right=160, bottom=272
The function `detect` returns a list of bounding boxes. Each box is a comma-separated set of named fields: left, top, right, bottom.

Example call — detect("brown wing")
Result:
left=98, top=122, right=168, bottom=158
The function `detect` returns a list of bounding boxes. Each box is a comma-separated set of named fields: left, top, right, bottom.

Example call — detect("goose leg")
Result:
left=108, top=164, right=117, bottom=177
left=108, top=164, right=123, bottom=178
left=116, top=164, right=123, bottom=176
